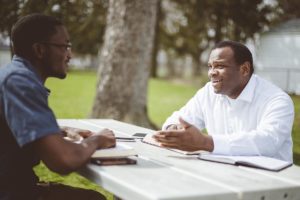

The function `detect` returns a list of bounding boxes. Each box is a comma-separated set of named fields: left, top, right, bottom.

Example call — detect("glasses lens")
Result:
left=41, top=42, right=72, bottom=51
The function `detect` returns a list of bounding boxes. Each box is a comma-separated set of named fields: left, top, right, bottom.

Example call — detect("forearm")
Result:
left=35, top=134, right=106, bottom=174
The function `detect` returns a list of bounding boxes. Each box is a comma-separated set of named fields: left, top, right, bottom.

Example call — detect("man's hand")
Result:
left=153, top=118, right=214, bottom=152
left=61, top=126, right=92, bottom=142
left=61, top=127, right=116, bottom=149
left=166, top=124, right=184, bottom=130
left=89, top=129, right=116, bottom=149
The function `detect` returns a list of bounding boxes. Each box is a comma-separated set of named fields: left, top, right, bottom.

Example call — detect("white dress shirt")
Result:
left=162, top=74, right=294, bottom=162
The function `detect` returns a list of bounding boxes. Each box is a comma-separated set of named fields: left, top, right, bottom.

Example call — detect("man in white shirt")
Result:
left=153, top=41, right=294, bottom=162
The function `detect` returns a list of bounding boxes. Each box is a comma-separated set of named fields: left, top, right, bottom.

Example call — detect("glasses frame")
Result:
left=40, top=42, right=72, bottom=51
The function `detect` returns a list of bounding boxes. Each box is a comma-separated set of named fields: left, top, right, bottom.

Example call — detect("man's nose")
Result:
left=208, top=67, right=217, bottom=77
left=67, top=49, right=72, bottom=59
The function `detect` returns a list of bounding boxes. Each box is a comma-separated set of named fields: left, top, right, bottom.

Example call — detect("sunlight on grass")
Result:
left=148, top=79, right=198, bottom=127
left=34, top=162, right=113, bottom=199
left=292, top=95, right=300, bottom=157
left=46, top=70, right=97, bottom=118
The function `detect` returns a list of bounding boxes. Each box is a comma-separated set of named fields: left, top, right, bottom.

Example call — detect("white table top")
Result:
left=58, top=119, right=300, bottom=200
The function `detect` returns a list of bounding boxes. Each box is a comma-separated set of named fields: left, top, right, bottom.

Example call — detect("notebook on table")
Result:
left=198, top=154, right=292, bottom=171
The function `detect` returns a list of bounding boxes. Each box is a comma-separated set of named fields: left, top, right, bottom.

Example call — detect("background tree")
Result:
left=0, top=0, right=108, bottom=57
left=150, top=0, right=161, bottom=78
left=273, top=0, right=300, bottom=22
left=0, top=0, right=19, bottom=55
left=90, top=0, right=158, bottom=128
left=154, top=0, right=273, bottom=77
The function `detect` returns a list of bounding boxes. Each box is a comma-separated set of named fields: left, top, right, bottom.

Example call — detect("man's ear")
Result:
left=240, top=61, right=251, bottom=77
left=32, top=43, right=46, bottom=59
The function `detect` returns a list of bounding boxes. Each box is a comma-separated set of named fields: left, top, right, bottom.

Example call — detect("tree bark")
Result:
left=191, top=52, right=202, bottom=77
left=90, top=0, right=158, bottom=128
left=150, top=0, right=161, bottom=78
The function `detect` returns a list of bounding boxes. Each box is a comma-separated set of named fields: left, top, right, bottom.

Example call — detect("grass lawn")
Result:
left=40, top=70, right=300, bottom=198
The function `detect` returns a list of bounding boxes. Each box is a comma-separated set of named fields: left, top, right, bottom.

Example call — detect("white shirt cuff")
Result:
left=211, top=134, right=231, bottom=155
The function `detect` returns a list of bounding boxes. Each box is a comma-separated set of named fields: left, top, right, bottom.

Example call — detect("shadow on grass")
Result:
left=293, top=152, right=300, bottom=166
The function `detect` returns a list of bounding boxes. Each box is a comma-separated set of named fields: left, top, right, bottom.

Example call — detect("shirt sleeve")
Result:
left=2, top=72, right=60, bottom=147
left=162, top=87, right=206, bottom=130
left=212, top=94, right=294, bottom=161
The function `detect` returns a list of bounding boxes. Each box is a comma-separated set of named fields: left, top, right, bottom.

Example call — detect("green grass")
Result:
left=41, top=70, right=300, bottom=198
left=148, top=79, right=198, bottom=126
left=46, top=70, right=98, bottom=118
left=292, top=95, right=300, bottom=162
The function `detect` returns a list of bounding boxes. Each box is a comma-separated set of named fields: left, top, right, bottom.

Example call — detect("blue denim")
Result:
left=0, top=56, right=60, bottom=200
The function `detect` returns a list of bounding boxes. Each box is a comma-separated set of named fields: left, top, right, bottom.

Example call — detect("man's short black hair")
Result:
left=11, top=13, right=63, bottom=58
left=212, top=41, right=254, bottom=74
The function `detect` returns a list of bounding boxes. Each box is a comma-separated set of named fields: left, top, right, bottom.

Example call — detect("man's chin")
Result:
left=58, top=73, right=67, bottom=79
left=213, top=88, right=221, bottom=94
left=52, top=72, right=67, bottom=79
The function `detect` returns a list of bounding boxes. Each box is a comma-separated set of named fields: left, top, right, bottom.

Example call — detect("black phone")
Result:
left=132, top=133, right=147, bottom=138
left=91, top=157, right=137, bottom=166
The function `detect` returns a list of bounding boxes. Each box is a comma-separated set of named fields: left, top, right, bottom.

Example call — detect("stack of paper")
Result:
left=91, top=143, right=138, bottom=165
left=91, top=143, right=137, bottom=158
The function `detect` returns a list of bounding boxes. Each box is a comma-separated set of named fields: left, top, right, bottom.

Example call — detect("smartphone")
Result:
left=132, top=133, right=147, bottom=139
left=91, top=157, right=137, bottom=166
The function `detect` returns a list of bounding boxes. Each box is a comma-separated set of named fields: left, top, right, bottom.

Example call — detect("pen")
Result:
left=116, top=137, right=135, bottom=141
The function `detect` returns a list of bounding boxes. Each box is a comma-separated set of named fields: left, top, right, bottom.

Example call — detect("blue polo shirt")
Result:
left=0, top=56, right=60, bottom=200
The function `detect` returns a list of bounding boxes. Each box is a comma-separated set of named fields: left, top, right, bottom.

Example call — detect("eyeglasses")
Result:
left=41, top=42, right=72, bottom=51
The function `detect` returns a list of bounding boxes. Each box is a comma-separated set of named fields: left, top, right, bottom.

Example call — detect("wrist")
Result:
left=204, top=135, right=214, bottom=152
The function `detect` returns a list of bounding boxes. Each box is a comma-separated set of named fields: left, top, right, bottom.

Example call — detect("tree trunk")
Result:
left=150, top=0, right=161, bottom=78
left=90, top=0, right=158, bottom=128
left=191, top=53, right=202, bottom=77
left=214, top=3, right=222, bottom=43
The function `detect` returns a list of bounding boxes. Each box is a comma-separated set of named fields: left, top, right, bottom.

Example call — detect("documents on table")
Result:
left=142, top=133, right=291, bottom=171
left=91, top=143, right=138, bottom=166
left=198, top=154, right=292, bottom=171
left=91, top=143, right=137, bottom=158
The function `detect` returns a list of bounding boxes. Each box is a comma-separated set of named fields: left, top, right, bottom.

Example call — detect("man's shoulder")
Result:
left=254, top=74, right=291, bottom=101
left=0, top=62, right=33, bottom=84
left=0, top=63, right=40, bottom=89
left=255, top=75, right=286, bottom=94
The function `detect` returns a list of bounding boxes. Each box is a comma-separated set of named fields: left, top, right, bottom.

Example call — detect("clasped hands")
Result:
left=153, top=118, right=214, bottom=152
left=61, top=126, right=115, bottom=149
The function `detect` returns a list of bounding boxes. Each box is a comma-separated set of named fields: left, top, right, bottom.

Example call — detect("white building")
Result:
left=255, top=19, right=300, bottom=94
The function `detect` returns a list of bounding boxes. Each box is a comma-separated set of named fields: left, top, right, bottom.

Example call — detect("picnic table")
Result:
left=58, top=119, right=300, bottom=200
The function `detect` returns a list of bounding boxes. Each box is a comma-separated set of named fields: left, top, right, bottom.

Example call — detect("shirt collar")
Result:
left=236, top=74, right=257, bottom=103
left=12, top=55, right=51, bottom=94
left=12, top=55, right=44, bottom=82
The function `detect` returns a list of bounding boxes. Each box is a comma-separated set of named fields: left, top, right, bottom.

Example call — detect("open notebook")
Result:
left=142, top=133, right=291, bottom=171
left=198, top=154, right=292, bottom=171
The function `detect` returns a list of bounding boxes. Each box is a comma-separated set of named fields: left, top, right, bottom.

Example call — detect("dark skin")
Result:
left=154, top=47, right=251, bottom=152
left=24, top=25, right=116, bottom=174
left=154, top=117, right=214, bottom=152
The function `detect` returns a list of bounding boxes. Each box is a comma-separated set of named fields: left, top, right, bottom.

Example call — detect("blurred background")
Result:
left=0, top=0, right=299, bottom=149
left=1, top=0, right=299, bottom=197
left=1, top=0, right=300, bottom=85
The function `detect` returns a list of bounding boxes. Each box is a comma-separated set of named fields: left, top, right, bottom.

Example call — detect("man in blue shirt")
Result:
left=0, top=14, right=115, bottom=200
